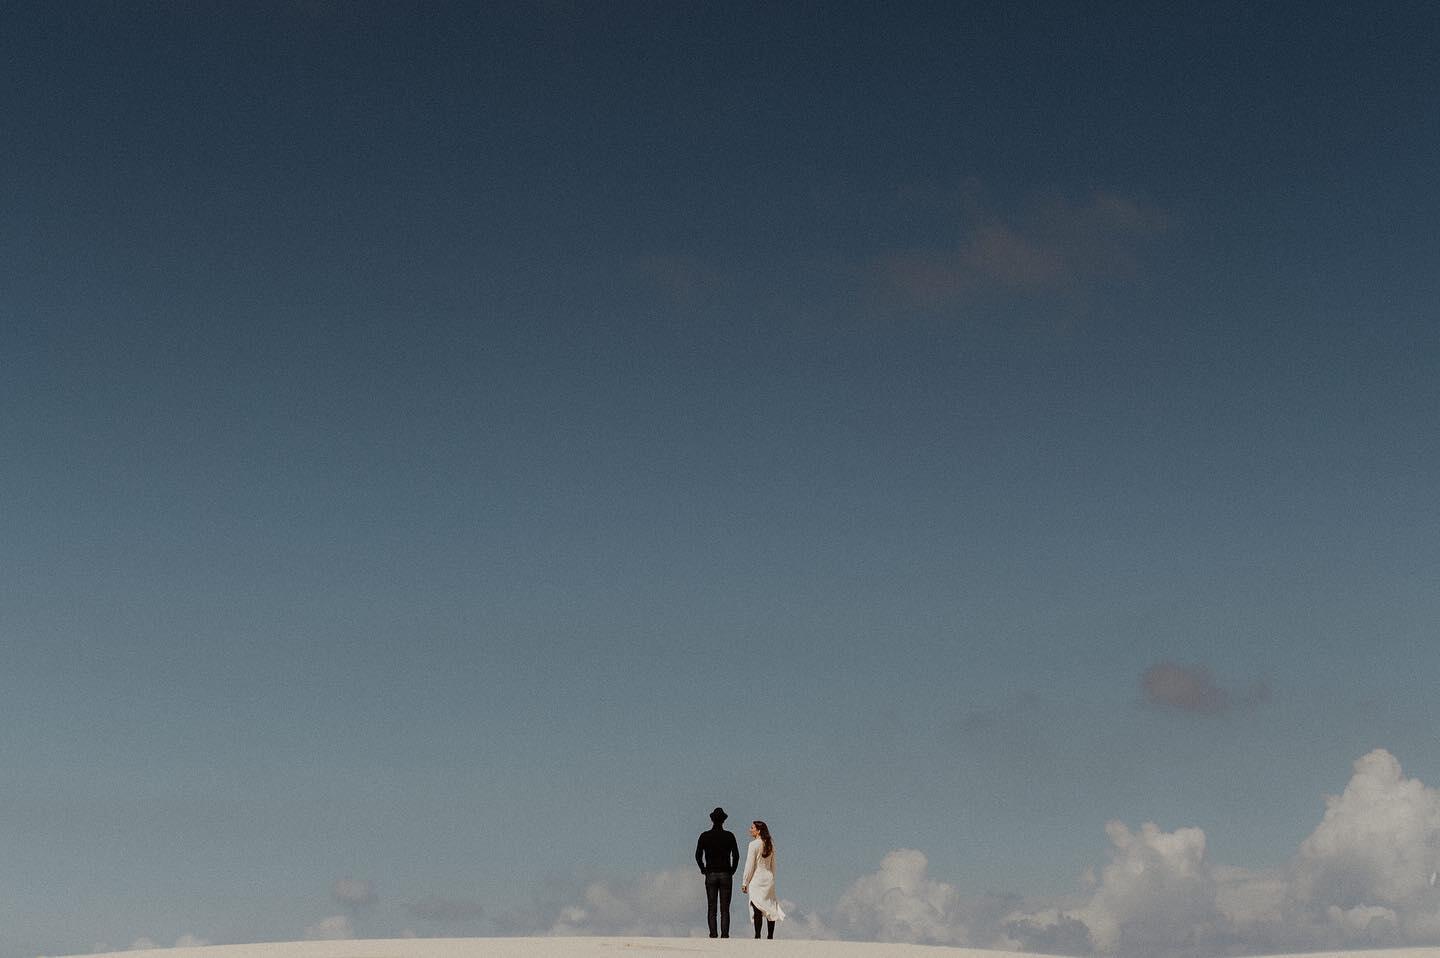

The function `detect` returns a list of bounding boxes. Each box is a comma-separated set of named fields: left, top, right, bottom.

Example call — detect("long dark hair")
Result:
left=753, top=820, right=773, bottom=858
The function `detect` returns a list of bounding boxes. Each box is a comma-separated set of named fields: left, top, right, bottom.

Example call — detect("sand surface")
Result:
left=74, top=939, right=1440, bottom=958
left=85, top=941, right=1045, bottom=958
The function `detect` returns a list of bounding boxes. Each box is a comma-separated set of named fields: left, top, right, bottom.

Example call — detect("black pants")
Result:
left=704, top=871, right=732, bottom=937
left=753, top=904, right=775, bottom=939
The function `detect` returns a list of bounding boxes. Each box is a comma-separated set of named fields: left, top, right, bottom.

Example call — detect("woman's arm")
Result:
left=742, top=840, right=758, bottom=888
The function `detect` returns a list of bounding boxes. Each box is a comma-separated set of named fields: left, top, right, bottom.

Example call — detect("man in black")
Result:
left=695, top=806, right=740, bottom=938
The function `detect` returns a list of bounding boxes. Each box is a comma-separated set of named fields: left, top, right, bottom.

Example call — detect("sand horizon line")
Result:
left=68, top=935, right=1440, bottom=958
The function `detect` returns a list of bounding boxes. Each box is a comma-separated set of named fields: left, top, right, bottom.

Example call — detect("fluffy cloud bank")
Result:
left=1287, top=748, right=1440, bottom=945
left=826, top=848, right=967, bottom=944
left=494, top=868, right=707, bottom=938
left=995, top=748, right=1440, bottom=956
left=302, top=915, right=353, bottom=940
left=526, top=749, right=1440, bottom=957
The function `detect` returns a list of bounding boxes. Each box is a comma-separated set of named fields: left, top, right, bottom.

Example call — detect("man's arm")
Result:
left=696, top=834, right=706, bottom=873
left=727, top=833, right=740, bottom=874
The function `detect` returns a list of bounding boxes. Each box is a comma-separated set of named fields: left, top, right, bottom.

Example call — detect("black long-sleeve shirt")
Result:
left=695, top=826, right=740, bottom=875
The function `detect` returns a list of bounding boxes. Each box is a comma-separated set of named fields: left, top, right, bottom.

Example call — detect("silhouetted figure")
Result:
left=695, top=806, right=740, bottom=938
left=742, top=819, right=785, bottom=938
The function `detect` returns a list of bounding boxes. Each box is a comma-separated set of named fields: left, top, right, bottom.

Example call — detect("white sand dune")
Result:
left=75, top=939, right=1440, bottom=958
left=83, top=942, right=1047, bottom=958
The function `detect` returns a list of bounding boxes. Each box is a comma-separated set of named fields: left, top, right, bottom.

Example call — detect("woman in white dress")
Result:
left=741, top=820, right=786, bottom=938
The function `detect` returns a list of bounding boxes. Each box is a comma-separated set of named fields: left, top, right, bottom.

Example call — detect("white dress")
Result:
left=743, top=837, right=786, bottom=922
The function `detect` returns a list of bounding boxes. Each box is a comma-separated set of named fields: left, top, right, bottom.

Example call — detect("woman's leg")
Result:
left=752, top=904, right=763, bottom=938
left=767, top=918, right=775, bottom=939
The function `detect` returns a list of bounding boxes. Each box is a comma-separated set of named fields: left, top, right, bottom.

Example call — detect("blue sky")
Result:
left=3, top=2, right=1439, bottom=955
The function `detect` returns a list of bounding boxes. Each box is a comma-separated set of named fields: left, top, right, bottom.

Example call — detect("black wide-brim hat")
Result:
left=711, top=807, right=727, bottom=822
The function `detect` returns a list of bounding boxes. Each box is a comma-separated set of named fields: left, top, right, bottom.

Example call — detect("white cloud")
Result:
left=1294, top=748, right=1440, bottom=907
left=1001, top=908, right=1095, bottom=955
left=998, top=822, right=1225, bottom=957
left=1285, top=747, right=1440, bottom=947
left=520, top=849, right=1016, bottom=947
left=1072, top=822, right=1224, bottom=956
left=545, top=868, right=702, bottom=937
left=1212, top=864, right=1287, bottom=934
left=825, top=849, right=969, bottom=945
left=406, top=895, right=487, bottom=922
left=302, top=914, right=353, bottom=940
left=114, top=933, right=210, bottom=952
left=499, top=867, right=819, bottom=940
left=495, top=749, right=1440, bottom=956
left=993, top=748, right=1440, bottom=956
left=496, top=868, right=705, bottom=937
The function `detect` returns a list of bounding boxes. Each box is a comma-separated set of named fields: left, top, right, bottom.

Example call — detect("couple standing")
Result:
left=695, top=807, right=786, bottom=939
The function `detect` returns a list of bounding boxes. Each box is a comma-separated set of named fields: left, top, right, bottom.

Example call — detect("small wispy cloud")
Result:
left=1141, top=661, right=1269, bottom=715
left=405, top=896, right=487, bottom=922
left=877, top=190, right=1167, bottom=305
left=332, top=877, right=377, bottom=909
